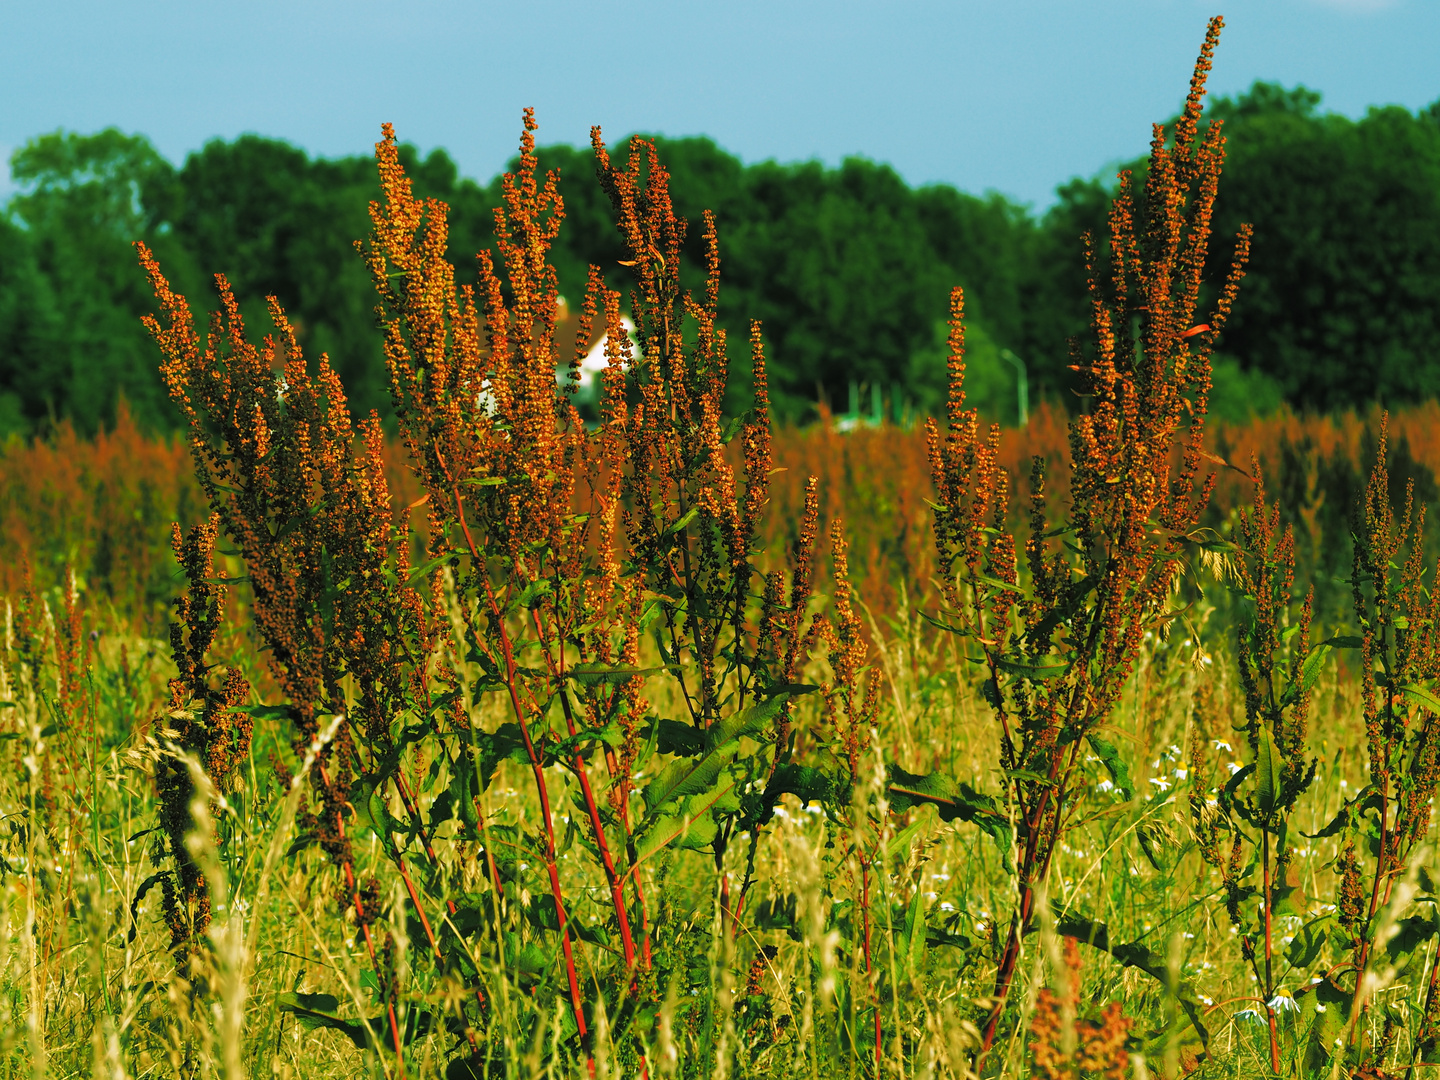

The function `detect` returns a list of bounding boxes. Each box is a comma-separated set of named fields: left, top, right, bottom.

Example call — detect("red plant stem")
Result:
left=980, top=732, right=1078, bottom=1055
left=320, top=766, right=407, bottom=1078
left=396, top=854, right=442, bottom=963
left=394, top=768, right=502, bottom=900
left=447, top=482, right=589, bottom=1044
left=611, top=776, right=653, bottom=971
left=1262, top=827, right=1280, bottom=1073
left=531, top=608, right=640, bottom=972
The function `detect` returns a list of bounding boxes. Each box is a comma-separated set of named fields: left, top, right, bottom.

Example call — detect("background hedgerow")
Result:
left=5, top=19, right=1440, bottom=1080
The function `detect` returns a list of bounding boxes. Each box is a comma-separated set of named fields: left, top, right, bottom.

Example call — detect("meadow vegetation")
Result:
left=6, top=18, right=1440, bottom=1080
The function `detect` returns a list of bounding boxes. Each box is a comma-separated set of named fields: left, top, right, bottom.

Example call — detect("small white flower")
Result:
left=1235, top=1008, right=1262, bottom=1024
left=925, top=891, right=938, bottom=901
left=1149, top=777, right=1171, bottom=792
left=1097, top=779, right=1115, bottom=793
left=1228, top=762, right=1244, bottom=775
left=1269, top=993, right=1300, bottom=1014
left=974, top=922, right=986, bottom=933
left=1316, top=1004, right=1327, bottom=1013
left=939, top=902, right=955, bottom=912
left=1213, top=740, right=1232, bottom=752
left=1174, top=767, right=1189, bottom=780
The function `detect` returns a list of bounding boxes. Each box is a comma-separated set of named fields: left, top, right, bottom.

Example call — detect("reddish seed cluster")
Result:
left=1028, top=937, right=1131, bottom=1080
left=156, top=514, right=253, bottom=970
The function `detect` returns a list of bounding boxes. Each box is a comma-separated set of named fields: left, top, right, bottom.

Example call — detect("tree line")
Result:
left=1, top=79, right=1438, bottom=436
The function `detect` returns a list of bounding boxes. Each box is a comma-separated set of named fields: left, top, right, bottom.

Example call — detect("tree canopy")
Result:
left=1, top=81, right=1438, bottom=436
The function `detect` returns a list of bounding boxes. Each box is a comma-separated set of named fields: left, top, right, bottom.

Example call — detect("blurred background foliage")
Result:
left=1, top=79, right=1438, bottom=436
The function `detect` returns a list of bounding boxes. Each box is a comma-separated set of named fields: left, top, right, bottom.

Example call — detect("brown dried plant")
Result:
left=888, top=16, right=1252, bottom=1055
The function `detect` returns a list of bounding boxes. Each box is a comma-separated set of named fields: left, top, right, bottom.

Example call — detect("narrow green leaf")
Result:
left=565, top=663, right=670, bottom=687
left=995, top=655, right=1070, bottom=681
left=972, top=572, right=1023, bottom=595
left=664, top=506, right=700, bottom=536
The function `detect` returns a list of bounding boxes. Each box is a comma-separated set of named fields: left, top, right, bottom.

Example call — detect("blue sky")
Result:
left=2, top=0, right=1436, bottom=209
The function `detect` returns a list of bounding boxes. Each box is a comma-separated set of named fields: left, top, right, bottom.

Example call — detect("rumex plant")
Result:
left=1188, top=465, right=1320, bottom=1072
left=892, top=15, right=1251, bottom=1054
left=136, top=110, right=862, bottom=1075
left=137, top=238, right=435, bottom=1062
left=1323, top=419, right=1440, bottom=1069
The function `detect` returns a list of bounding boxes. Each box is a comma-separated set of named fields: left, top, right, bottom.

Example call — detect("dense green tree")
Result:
left=1204, top=84, right=1440, bottom=410
left=3, top=128, right=192, bottom=432
left=171, top=136, right=388, bottom=414
left=0, top=217, right=64, bottom=435
left=5, top=90, right=1440, bottom=436
left=518, top=137, right=1044, bottom=419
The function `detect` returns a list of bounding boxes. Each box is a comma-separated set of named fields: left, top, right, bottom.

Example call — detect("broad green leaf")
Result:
left=276, top=993, right=372, bottom=1049
left=1283, top=639, right=1336, bottom=706
left=642, top=753, right=729, bottom=816
left=885, top=766, right=1010, bottom=846
left=1401, top=684, right=1440, bottom=716
left=1285, top=915, right=1330, bottom=970
left=515, top=578, right=552, bottom=610
left=635, top=777, right=741, bottom=860
left=653, top=718, right=705, bottom=757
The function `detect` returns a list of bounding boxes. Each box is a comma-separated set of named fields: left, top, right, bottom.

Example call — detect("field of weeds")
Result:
left=4, top=18, right=1440, bottom=1080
